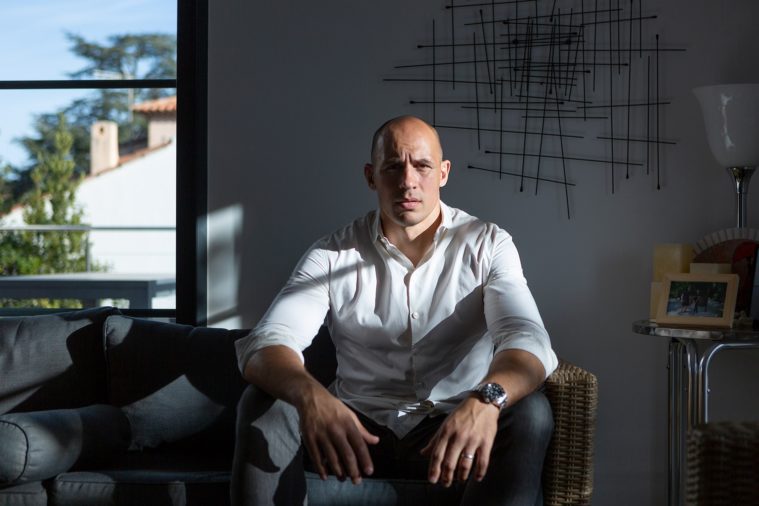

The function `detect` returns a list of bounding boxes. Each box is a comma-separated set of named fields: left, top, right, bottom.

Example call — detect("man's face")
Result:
left=364, top=119, right=450, bottom=234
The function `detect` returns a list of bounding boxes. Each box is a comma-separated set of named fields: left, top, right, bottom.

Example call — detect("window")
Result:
left=0, top=1, right=207, bottom=324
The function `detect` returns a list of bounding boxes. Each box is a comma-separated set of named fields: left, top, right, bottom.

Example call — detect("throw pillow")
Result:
left=104, top=315, right=248, bottom=450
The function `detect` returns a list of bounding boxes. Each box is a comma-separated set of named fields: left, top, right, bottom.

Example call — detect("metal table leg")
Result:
left=668, top=339, right=685, bottom=506
left=669, top=338, right=700, bottom=506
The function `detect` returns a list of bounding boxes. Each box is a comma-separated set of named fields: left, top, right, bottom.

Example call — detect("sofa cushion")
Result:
left=305, top=473, right=463, bottom=506
left=0, top=405, right=130, bottom=487
left=50, top=470, right=230, bottom=506
left=0, top=307, right=121, bottom=415
left=104, top=316, right=249, bottom=451
left=0, top=481, right=48, bottom=506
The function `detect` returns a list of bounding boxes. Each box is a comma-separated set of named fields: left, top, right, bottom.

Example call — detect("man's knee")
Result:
left=235, top=384, right=301, bottom=462
left=232, top=385, right=307, bottom=505
left=501, top=390, right=554, bottom=446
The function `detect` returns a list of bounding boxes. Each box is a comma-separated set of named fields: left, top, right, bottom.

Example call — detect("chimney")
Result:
left=90, top=121, right=119, bottom=175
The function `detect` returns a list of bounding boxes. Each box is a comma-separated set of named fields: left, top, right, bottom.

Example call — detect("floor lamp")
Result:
left=694, top=83, right=759, bottom=228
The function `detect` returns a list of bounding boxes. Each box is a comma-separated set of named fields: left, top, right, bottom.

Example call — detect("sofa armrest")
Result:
left=542, top=359, right=598, bottom=506
left=0, top=405, right=130, bottom=486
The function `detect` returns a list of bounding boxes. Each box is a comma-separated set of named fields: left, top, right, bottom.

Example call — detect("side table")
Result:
left=632, top=320, right=759, bottom=506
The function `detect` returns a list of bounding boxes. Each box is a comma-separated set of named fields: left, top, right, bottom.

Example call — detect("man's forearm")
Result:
left=481, top=348, right=546, bottom=406
left=242, top=345, right=329, bottom=410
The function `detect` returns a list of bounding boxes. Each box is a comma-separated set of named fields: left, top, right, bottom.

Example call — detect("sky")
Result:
left=0, top=0, right=177, bottom=167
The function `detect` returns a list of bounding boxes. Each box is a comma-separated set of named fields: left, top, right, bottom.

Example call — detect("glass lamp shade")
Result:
left=693, top=83, right=759, bottom=167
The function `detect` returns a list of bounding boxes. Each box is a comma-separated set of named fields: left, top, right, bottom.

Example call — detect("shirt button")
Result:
left=411, top=311, right=419, bottom=319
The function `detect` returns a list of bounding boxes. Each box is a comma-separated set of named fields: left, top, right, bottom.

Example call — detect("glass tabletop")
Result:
left=632, top=319, right=759, bottom=341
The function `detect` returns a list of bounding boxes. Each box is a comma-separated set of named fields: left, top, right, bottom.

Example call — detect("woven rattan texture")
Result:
left=686, top=421, right=759, bottom=506
left=542, top=360, right=598, bottom=506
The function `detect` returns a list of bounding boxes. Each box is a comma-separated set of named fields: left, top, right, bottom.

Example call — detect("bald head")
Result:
left=370, top=116, right=443, bottom=166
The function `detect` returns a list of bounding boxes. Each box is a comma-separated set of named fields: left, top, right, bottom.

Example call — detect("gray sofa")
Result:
left=0, top=307, right=248, bottom=506
left=0, top=308, right=597, bottom=506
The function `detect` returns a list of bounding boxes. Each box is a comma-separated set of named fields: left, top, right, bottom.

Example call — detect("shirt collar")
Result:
left=372, top=201, right=451, bottom=244
left=371, top=209, right=385, bottom=244
left=436, top=201, right=452, bottom=240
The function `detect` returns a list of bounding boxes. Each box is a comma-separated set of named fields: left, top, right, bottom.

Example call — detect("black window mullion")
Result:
left=0, top=79, right=176, bottom=90
left=176, top=0, right=208, bottom=326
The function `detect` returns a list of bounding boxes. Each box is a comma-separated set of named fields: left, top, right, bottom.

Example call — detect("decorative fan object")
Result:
left=693, top=228, right=759, bottom=255
left=693, top=228, right=759, bottom=315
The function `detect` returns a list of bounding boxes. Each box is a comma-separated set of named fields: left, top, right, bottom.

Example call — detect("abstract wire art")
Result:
left=384, top=0, right=684, bottom=218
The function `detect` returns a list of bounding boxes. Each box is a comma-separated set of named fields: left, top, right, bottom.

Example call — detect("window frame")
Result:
left=0, top=0, right=207, bottom=325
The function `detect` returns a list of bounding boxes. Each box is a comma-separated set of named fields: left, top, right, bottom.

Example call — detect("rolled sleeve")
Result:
left=234, top=243, right=331, bottom=374
left=484, top=230, right=558, bottom=379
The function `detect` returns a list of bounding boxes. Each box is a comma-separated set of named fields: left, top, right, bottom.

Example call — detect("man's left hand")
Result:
left=420, top=396, right=499, bottom=487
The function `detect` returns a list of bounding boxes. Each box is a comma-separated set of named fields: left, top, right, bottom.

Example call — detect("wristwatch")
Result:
left=472, top=382, right=508, bottom=409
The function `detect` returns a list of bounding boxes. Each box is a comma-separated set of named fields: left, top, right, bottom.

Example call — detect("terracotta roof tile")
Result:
left=131, top=95, right=176, bottom=113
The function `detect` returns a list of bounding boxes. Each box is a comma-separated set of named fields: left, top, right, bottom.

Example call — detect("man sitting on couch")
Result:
left=231, top=116, right=558, bottom=506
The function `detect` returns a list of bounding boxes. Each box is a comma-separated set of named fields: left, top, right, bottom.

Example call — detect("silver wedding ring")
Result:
left=461, top=453, right=475, bottom=460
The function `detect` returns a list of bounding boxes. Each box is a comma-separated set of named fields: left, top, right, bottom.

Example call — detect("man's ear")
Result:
left=364, top=163, right=376, bottom=189
left=439, top=160, right=451, bottom=187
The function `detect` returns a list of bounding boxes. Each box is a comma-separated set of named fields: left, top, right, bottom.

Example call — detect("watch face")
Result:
left=478, top=383, right=507, bottom=406
left=482, top=383, right=504, bottom=401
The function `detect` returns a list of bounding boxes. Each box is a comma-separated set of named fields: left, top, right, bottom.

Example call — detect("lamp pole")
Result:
left=728, top=166, right=755, bottom=228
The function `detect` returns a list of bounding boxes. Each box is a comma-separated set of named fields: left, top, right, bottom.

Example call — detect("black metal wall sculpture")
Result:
left=384, top=0, right=684, bottom=218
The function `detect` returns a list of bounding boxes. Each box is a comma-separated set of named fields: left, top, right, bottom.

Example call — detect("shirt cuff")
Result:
left=234, top=331, right=306, bottom=374
left=493, top=331, right=558, bottom=379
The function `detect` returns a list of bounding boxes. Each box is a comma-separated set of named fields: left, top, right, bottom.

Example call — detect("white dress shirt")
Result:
left=235, top=202, right=557, bottom=437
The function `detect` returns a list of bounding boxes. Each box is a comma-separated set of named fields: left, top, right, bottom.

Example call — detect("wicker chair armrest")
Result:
left=541, top=359, right=598, bottom=506
left=686, top=421, right=759, bottom=506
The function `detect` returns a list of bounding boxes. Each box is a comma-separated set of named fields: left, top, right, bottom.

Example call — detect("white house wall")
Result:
left=4, top=141, right=176, bottom=276
left=77, top=141, right=176, bottom=275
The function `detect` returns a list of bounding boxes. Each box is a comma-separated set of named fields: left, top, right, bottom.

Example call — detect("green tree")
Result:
left=0, top=162, right=14, bottom=215
left=22, top=113, right=87, bottom=273
left=65, top=32, right=176, bottom=144
left=66, top=32, right=176, bottom=81
left=0, top=114, right=88, bottom=307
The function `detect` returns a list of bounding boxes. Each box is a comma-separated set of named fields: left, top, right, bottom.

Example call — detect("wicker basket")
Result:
left=686, top=421, right=759, bottom=506
left=542, top=359, right=599, bottom=506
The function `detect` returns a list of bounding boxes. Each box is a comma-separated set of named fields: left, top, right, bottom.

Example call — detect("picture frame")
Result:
left=656, top=273, right=739, bottom=327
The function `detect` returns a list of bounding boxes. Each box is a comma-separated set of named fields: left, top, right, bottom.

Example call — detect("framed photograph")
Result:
left=656, top=273, right=739, bottom=327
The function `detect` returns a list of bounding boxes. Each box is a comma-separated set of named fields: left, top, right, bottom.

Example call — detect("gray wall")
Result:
left=207, top=1, right=759, bottom=503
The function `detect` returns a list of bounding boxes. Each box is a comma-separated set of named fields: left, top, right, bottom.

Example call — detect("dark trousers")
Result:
left=231, top=386, right=553, bottom=506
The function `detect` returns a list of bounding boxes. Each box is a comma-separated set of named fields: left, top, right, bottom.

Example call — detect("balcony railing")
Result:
left=0, top=225, right=176, bottom=317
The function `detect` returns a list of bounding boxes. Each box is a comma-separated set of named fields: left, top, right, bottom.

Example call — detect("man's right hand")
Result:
left=244, top=345, right=378, bottom=484
left=296, top=386, right=379, bottom=484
